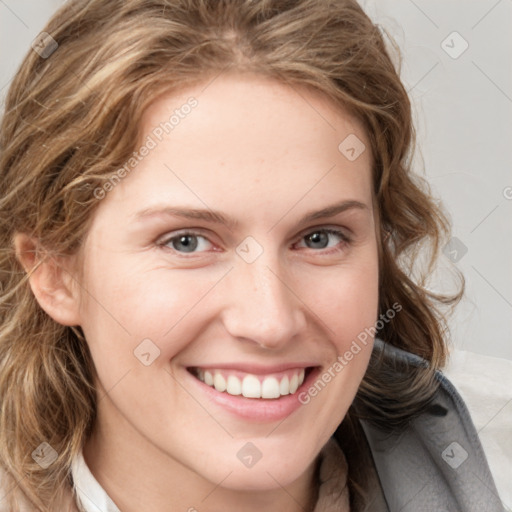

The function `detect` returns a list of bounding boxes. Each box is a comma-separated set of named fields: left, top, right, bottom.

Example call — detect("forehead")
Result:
left=141, top=72, right=369, bottom=158
left=95, top=72, right=374, bottom=226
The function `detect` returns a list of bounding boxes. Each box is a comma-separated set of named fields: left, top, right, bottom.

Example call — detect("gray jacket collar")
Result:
left=360, top=339, right=505, bottom=511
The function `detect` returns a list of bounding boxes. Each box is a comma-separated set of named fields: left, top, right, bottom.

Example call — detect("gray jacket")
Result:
left=345, top=339, right=505, bottom=512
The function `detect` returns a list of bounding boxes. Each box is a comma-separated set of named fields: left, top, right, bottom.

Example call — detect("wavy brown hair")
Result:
left=0, top=0, right=463, bottom=510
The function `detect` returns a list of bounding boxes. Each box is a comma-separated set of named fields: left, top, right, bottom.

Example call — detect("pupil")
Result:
left=175, top=235, right=197, bottom=252
left=308, top=232, right=327, bottom=248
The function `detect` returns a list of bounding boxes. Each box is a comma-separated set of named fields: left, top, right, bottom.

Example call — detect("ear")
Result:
left=13, top=233, right=82, bottom=326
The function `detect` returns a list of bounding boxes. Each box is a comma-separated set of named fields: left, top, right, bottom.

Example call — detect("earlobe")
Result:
left=13, top=233, right=82, bottom=327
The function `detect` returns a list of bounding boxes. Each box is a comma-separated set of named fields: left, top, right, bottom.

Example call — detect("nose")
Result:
left=220, top=253, right=307, bottom=350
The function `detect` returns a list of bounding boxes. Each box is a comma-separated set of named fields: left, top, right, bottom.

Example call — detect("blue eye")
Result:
left=297, top=228, right=349, bottom=252
left=162, top=232, right=213, bottom=253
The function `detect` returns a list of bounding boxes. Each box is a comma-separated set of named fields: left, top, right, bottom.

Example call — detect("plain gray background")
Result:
left=1, top=0, right=511, bottom=360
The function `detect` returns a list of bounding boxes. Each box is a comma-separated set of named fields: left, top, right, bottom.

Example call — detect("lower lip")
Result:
left=185, top=367, right=320, bottom=422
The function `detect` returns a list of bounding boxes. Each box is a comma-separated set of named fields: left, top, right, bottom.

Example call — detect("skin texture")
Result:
left=16, top=72, right=379, bottom=512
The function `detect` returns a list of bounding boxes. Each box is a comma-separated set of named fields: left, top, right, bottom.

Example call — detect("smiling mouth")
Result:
left=188, top=367, right=314, bottom=399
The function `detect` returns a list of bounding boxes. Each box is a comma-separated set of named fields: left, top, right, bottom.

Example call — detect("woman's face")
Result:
left=76, top=73, right=379, bottom=492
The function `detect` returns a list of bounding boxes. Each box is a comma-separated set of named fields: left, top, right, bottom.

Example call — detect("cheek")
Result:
left=78, top=254, right=226, bottom=365
left=293, top=260, right=379, bottom=439
left=308, top=259, right=379, bottom=343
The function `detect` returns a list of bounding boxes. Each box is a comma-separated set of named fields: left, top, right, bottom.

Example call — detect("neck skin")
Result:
left=82, top=399, right=320, bottom=512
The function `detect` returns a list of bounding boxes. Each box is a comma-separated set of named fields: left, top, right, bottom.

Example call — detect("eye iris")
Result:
left=173, top=234, right=198, bottom=252
left=307, top=231, right=328, bottom=249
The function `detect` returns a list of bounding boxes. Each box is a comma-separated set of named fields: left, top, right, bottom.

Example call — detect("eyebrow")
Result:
left=133, top=199, right=369, bottom=230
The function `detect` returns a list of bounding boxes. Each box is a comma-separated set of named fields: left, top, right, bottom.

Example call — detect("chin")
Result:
left=219, top=465, right=306, bottom=492
left=203, top=446, right=315, bottom=492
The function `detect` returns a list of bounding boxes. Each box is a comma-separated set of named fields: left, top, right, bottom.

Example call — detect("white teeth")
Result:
left=195, top=368, right=308, bottom=399
left=242, top=375, right=261, bottom=398
left=261, top=377, right=280, bottom=399
left=204, top=371, right=214, bottom=386
left=279, top=375, right=290, bottom=396
left=226, top=375, right=242, bottom=395
left=289, top=374, right=299, bottom=394
left=213, top=372, right=226, bottom=392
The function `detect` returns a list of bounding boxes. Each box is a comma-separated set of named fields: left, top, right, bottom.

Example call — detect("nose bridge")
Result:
left=222, top=246, right=305, bottom=348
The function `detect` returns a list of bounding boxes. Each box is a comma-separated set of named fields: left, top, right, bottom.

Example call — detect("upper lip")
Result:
left=187, top=362, right=318, bottom=375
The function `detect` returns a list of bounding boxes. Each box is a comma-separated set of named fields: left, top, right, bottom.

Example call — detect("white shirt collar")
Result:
left=70, top=450, right=121, bottom=512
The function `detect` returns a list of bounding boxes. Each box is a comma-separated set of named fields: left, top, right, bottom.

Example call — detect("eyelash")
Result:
left=157, top=227, right=352, bottom=257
